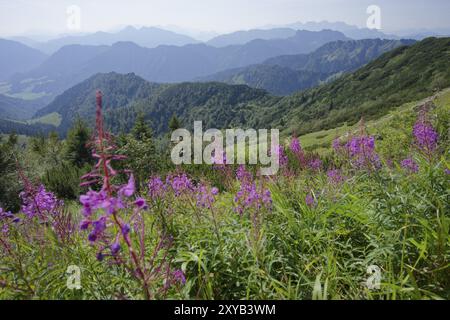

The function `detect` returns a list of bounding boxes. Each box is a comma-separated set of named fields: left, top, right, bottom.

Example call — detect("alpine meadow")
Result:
left=0, top=0, right=449, bottom=303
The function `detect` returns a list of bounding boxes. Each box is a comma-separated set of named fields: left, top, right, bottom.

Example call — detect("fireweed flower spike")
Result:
left=148, top=176, right=166, bottom=199
left=344, top=135, right=381, bottom=170
left=236, top=165, right=253, bottom=183
left=327, top=169, right=344, bottom=185
left=196, top=184, right=218, bottom=209
left=79, top=91, right=152, bottom=299
left=172, top=269, right=186, bottom=285
left=120, top=174, right=136, bottom=197
left=305, top=193, right=316, bottom=208
left=413, top=110, right=438, bottom=161
left=401, top=158, right=419, bottom=174
left=279, top=145, right=289, bottom=167
left=16, top=161, right=63, bottom=221
left=308, top=158, right=322, bottom=172
left=234, top=167, right=272, bottom=216
left=290, top=136, right=306, bottom=166
left=167, top=173, right=194, bottom=197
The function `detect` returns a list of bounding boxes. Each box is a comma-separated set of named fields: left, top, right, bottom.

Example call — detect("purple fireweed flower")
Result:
left=308, top=158, right=322, bottom=171
left=332, top=138, right=342, bottom=151
left=327, top=169, right=344, bottom=185
left=2, top=223, right=9, bottom=234
left=173, top=269, right=186, bottom=285
left=401, top=158, right=419, bottom=174
left=167, top=173, right=194, bottom=196
left=305, top=193, right=316, bottom=208
left=80, top=189, right=124, bottom=217
left=276, top=145, right=288, bottom=167
left=119, top=174, right=135, bottom=197
left=20, top=185, right=62, bottom=218
left=344, top=136, right=381, bottom=170
left=148, top=176, right=166, bottom=199
left=445, top=169, right=450, bottom=175
left=290, top=137, right=302, bottom=154
left=134, top=197, right=148, bottom=210
left=121, top=224, right=131, bottom=236
left=236, top=165, right=253, bottom=183
left=96, top=252, right=105, bottom=262
left=88, top=216, right=107, bottom=242
left=79, top=219, right=91, bottom=230
left=413, top=113, right=438, bottom=159
left=111, top=242, right=121, bottom=255
left=262, top=189, right=272, bottom=206
left=0, top=208, right=20, bottom=224
left=196, top=184, right=218, bottom=209
left=234, top=181, right=272, bottom=215
left=0, top=208, right=13, bottom=219
left=290, top=136, right=306, bottom=166
left=80, top=189, right=107, bottom=217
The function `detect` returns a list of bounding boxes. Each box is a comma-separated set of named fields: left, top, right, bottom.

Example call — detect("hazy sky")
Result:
left=1, top=0, right=449, bottom=37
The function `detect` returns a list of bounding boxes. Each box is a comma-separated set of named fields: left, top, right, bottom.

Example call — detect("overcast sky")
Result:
left=1, top=0, right=449, bottom=37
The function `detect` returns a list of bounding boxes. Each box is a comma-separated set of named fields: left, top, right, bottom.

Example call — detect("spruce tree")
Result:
left=132, top=113, right=153, bottom=140
left=64, top=118, right=92, bottom=168
left=168, top=114, right=181, bottom=132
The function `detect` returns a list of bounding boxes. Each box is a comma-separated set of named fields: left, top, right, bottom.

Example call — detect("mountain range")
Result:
left=198, top=39, right=416, bottom=95
left=13, top=26, right=199, bottom=54
left=19, top=37, right=449, bottom=139
left=4, top=29, right=349, bottom=101
left=0, top=39, right=48, bottom=81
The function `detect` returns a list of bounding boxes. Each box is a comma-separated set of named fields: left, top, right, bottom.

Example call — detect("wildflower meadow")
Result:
left=0, top=89, right=448, bottom=300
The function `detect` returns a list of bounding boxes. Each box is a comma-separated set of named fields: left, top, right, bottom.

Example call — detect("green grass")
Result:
left=27, top=112, right=62, bottom=127
left=0, top=78, right=52, bottom=100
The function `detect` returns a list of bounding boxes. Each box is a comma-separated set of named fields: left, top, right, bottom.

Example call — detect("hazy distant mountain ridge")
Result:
left=27, top=26, right=199, bottom=54
left=0, top=39, right=47, bottom=81
left=7, top=29, right=349, bottom=100
left=207, top=28, right=297, bottom=47
left=199, top=39, right=415, bottom=95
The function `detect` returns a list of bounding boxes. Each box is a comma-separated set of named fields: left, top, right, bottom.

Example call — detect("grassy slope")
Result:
left=299, top=87, right=450, bottom=154
left=27, top=112, right=62, bottom=126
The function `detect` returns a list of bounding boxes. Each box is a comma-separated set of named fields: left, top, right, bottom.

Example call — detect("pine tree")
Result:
left=6, top=132, right=18, bottom=146
left=168, top=114, right=181, bottom=132
left=64, top=118, right=92, bottom=168
left=132, top=113, right=153, bottom=140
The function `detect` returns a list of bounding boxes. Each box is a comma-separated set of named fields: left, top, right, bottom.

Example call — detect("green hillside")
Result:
left=266, top=37, right=450, bottom=135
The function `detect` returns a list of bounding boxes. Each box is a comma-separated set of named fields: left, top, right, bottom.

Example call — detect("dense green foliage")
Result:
left=0, top=117, right=55, bottom=136
left=64, top=118, right=92, bottom=168
left=0, top=134, right=22, bottom=211
left=199, top=64, right=327, bottom=95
